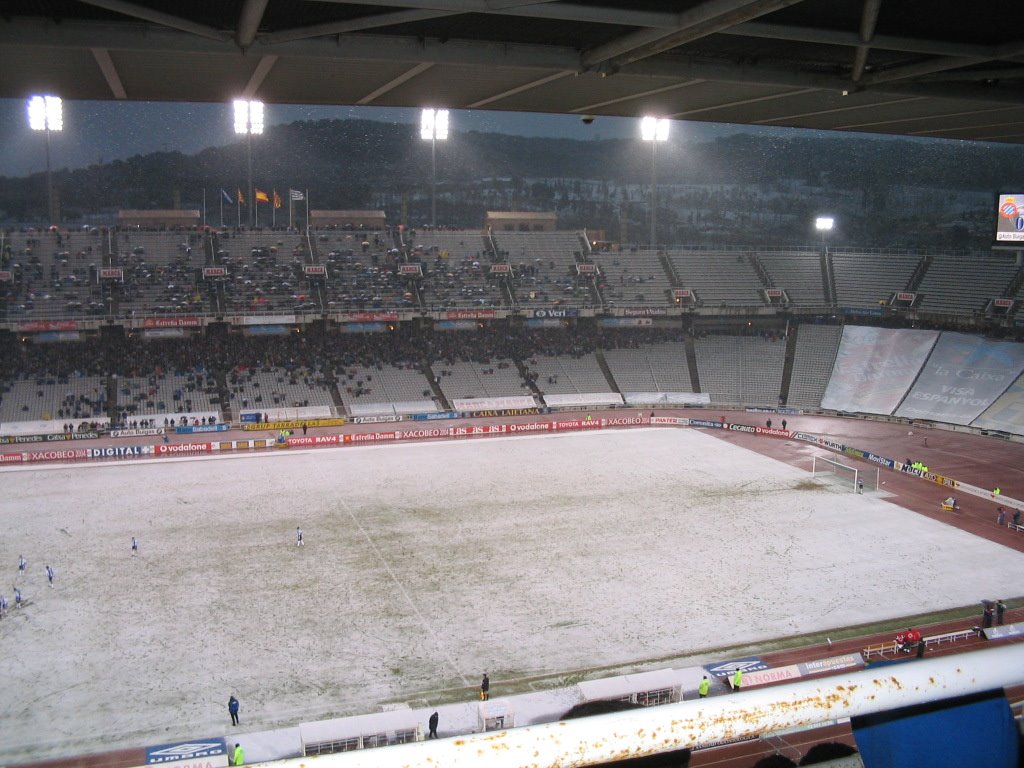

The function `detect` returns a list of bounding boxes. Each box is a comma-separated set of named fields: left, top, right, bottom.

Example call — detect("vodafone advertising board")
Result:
left=155, top=442, right=213, bottom=455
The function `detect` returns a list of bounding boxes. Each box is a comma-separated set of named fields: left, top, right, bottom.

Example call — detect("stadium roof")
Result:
left=1, top=0, right=1023, bottom=144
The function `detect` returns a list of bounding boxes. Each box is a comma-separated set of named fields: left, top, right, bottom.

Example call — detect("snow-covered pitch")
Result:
left=2, top=428, right=1022, bottom=762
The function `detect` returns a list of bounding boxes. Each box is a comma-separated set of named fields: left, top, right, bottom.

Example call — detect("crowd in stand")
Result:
left=0, top=325, right=688, bottom=386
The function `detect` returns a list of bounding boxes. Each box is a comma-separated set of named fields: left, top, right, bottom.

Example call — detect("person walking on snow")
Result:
left=45, top=564, right=55, bottom=588
left=131, top=536, right=139, bottom=554
left=698, top=675, right=710, bottom=698
left=296, top=527, right=304, bottom=546
left=732, top=668, right=743, bottom=692
left=428, top=711, right=439, bottom=739
left=228, top=695, right=240, bottom=726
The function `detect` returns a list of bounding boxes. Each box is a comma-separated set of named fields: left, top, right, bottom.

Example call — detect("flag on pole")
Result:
left=221, top=189, right=233, bottom=205
left=255, top=189, right=270, bottom=203
left=237, top=188, right=245, bottom=205
left=273, top=190, right=282, bottom=209
left=289, top=189, right=305, bottom=201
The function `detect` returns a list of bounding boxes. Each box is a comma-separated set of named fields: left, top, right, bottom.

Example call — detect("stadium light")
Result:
left=421, top=108, right=449, bottom=228
left=233, top=99, right=264, bottom=228
left=815, top=216, right=835, bottom=254
left=28, top=95, right=63, bottom=224
left=640, top=117, right=670, bottom=247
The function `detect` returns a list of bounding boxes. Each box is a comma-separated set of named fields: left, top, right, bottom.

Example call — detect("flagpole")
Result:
left=255, top=192, right=259, bottom=229
left=237, top=194, right=241, bottom=229
left=289, top=194, right=293, bottom=231
left=220, top=192, right=224, bottom=228
left=272, top=191, right=276, bottom=229
left=202, top=188, right=207, bottom=228
left=306, top=189, right=310, bottom=230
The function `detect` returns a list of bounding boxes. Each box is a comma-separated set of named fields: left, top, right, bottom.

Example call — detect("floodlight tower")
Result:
left=815, top=216, right=835, bottom=253
left=28, top=95, right=63, bottom=225
left=234, top=99, right=264, bottom=228
left=640, top=116, right=670, bottom=247
left=421, top=108, right=449, bottom=229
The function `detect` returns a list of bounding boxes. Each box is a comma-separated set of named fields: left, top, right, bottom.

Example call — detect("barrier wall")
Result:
left=451, top=396, right=538, bottom=411
left=2, top=411, right=1021, bottom=513
left=542, top=393, right=624, bottom=407
left=348, top=401, right=438, bottom=417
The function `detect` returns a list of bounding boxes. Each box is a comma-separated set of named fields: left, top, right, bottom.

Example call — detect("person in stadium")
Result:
left=428, top=710, right=439, bottom=739
left=232, top=742, right=244, bottom=766
left=296, top=527, right=304, bottom=546
left=997, top=507, right=1007, bottom=526
left=897, top=627, right=921, bottom=652
left=996, top=599, right=1007, bottom=625
left=228, top=695, right=240, bottom=726
left=697, top=675, right=710, bottom=698
left=731, top=668, right=743, bottom=692
left=45, top=564, right=54, bottom=588
left=18, top=554, right=27, bottom=574
left=131, top=536, right=139, bottom=555
left=14, top=587, right=22, bottom=608
left=481, top=673, right=490, bottom=700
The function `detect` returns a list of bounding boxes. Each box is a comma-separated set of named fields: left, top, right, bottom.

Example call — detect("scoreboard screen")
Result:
left=995, top=194, right=1024, bottom=243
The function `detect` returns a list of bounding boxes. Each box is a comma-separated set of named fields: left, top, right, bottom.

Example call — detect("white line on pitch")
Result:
left=336, top=494, right=470, bottom=688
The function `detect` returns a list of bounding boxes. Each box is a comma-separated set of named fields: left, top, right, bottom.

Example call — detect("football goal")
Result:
left=810, top=454, right=879, bottom=492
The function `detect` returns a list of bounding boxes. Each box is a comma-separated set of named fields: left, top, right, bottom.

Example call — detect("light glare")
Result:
left=641, top=116, right=669, bottom=142
left=233, top=99, right=264, bottom=135
left=815, top=216, right=835, bottom=232
left=421, top=108, right=449, bottom=140
left=28, top=95, right=62, bottom=131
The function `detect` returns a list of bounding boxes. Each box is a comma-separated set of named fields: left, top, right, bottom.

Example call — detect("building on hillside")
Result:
left=118, top=210, right=201, bottom=229
left=310, top=210, right=387, bottom=229
left=486, top=211, right=558, bottom=232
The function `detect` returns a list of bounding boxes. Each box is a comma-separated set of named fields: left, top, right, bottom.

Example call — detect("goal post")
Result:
left=811, top=454, right=879, bottom=492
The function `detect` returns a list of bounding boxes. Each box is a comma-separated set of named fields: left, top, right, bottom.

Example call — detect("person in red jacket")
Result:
left=898, top=628, right=921, bottom=652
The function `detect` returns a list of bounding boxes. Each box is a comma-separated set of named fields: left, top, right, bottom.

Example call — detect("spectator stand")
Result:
left=319, top=230, right=412, bottom=312
left=434, top=359, right=534, bottom=404
left=119, top=231, right=206, bottom=318
left=590, top=248, right=674, bottom=307
left=336, top=362, right=439, bottom=416
left=785, top=324, right=843, bottom=409
left=1, top=229, right=103, bottom=319
left=916, top=253, right=1021, bottom=317
left=219, top=231, right=314, bottom=315
left=602, top=340, right=695, bottom=400
left=693, top=332, right=786, bottom=406
left=495, top=231, right=596, bottom=309
left=0, top=373, right=108, bottom=427
left=115, top=370, right=221, bottom=425
left=527, top=350, right=617, bottom=408
left=665, top=247, right=766, bottom=308
left=228, top=365, right=335, bottom=417
left=830, top=249, right=921, bottom=312
left=756, top=249, right=828, bottom=308
left=408, top=230, right=503, bottom=310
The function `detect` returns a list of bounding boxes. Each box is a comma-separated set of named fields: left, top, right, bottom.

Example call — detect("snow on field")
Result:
left=1, top=427, right=1022, bottom=762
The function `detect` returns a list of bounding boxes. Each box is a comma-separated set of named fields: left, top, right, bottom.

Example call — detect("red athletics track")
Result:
left=7, top=409, right=1024, bottom=767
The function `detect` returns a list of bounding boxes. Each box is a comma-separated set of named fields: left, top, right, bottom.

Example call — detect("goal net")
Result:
left=810, top=454, right=876, bottom=492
